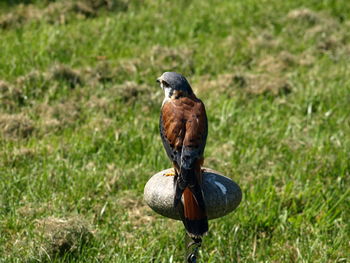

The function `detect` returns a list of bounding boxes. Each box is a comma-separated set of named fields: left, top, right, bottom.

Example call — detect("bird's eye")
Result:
left=163, top=81, right=170, bottom=88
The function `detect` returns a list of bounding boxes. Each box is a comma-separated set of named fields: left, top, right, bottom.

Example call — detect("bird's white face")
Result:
left=157, top=78, right=173, bottom=105
left=161, top=81, right=172, bottom=98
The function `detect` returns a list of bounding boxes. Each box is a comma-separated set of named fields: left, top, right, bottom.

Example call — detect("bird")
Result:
left=157, top=72, right=208, bottom=241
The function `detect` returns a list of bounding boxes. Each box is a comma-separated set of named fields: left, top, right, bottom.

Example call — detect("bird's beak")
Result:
left=156, top=77, right=161, bottom=84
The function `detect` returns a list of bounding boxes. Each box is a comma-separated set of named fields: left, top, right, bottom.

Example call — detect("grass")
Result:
left=0, top=0, right=349, bottom=262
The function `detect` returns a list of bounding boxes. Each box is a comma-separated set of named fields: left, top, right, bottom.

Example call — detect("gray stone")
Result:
left=144, top=168, right=242, bottom=220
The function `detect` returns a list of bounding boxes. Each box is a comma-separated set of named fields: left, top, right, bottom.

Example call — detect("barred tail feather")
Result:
left=182, top=187, right=208, bottom=238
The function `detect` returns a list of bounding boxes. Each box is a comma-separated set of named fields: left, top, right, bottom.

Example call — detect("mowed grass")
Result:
left=0, top=0, right=349, bottom=262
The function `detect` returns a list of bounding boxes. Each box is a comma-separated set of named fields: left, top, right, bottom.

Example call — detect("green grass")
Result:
left=1, top=0, right=350, bottom=262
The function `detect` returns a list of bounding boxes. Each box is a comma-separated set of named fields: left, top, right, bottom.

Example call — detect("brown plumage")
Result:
left=158, top=72, right=208, bottom=239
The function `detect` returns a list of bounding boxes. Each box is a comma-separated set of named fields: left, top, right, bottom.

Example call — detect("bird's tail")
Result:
left=182, top=187, right=208, bottom=238
left=174, top=167, right=208, bottom=238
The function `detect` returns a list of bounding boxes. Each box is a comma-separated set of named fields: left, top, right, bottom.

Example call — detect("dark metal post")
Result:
left=185, top=234, right=201, bottom=263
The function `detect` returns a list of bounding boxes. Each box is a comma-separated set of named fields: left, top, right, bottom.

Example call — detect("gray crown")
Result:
left=159, top=72, right=193, bottom=94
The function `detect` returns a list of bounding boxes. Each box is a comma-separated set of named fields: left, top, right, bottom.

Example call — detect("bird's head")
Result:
left=157, top=72, right=193, bottom=99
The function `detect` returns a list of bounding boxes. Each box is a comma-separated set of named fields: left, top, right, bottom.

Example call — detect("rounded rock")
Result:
left=144, top=168, right=242, bottom=220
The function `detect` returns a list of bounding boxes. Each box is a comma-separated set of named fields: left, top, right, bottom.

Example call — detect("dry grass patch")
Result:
left=196, top=72, right=291, bottom=97
left=72, top=1, right=97, bottom=18
left=34, top=216, right=94, bottom=258
left=286, top=8, right=321, bottom=26
left=91, top=61, right=116, bottom=83
left=297, top=51, right=316, bottom=66
left=86, top=96, right=111, bottom=111
left=286, top=8, right=348, bottom=54
left=116, top=59, right=141, bottom=76
left=80, top=59, right=141, bottom=84
left=257, top=51, right=316, bottom=72
left=305, top=21, right=339, bottom=39
left=248, top=31, right=280, bottom=53
left=0, top=113, right=34, bottom=139
left=194, top=73, right=244, bottom=96
left=75, top=0, right=129, bottom=12
left=49, top=64, right=84, bottom=88
left=84, top=59, right=138, bottom=83
left=244, top=73, right=292, bottom=96
left=0, top=0, right=130, bottom=29
left=37, top=101, right=82, bottom=132
left=114, top=81, right=153, bottom=102
left=257, top=51, right=297, bottom=72
left=15, top=66, right=82, bottom=102
left=0, top=4, right=41, bottom=29
left=0, top=80, right=25, bottom=110
left=5, top=216, right=93, bottom=261
left=148, top=45, right=194, bottom=74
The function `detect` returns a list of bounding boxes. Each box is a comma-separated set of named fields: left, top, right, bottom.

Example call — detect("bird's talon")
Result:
left=163, top=168, right=175, bottom=176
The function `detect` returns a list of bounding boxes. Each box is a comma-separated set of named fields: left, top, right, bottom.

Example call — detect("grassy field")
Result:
left=1, top=0, right=350, bottom=262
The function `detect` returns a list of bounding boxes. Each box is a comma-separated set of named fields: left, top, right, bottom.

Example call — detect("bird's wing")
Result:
left=171, top=97, right=207, bottom=203
left=159, top=100, right=185, bottom=167
left=181, top=97, right=208, bottom=170
left=160, top=97, right=207, bottom=167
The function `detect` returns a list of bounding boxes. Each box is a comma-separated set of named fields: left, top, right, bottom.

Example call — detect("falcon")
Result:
left=157, top=72, right=208, bottom=240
